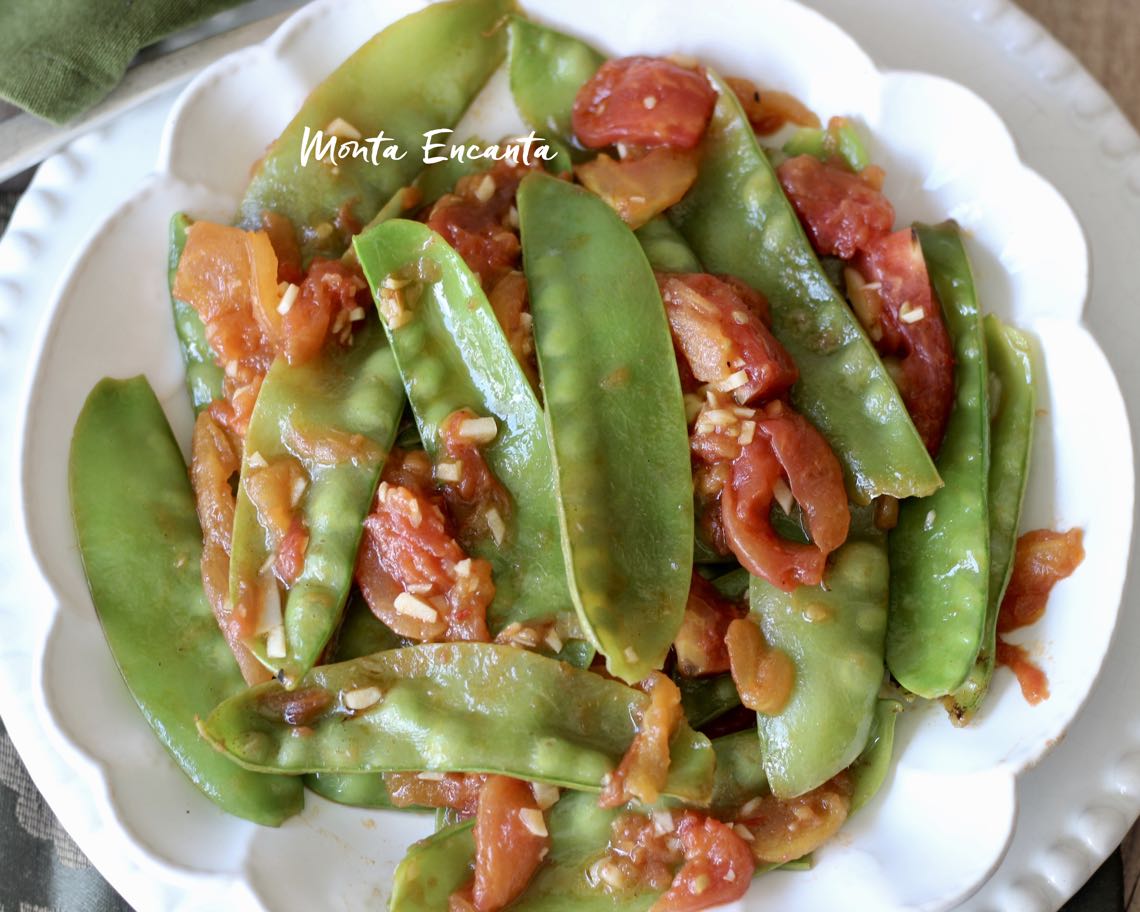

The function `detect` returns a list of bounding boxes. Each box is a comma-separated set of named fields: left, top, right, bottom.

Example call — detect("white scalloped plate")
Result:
left=0, top=0, right=1136, bottom=910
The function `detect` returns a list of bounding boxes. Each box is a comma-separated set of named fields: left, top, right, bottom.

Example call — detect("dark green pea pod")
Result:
left=519, top=173, right=694, bottom=683
left=168, top=213, right=223, bottom=411
left=331, top=590, right=405, bottom=662
left=353, top=219, right=572, bottom=632
left=948, top=316, right=1035, bottom=721
left=886, top=223, right=991, bottom=699
left=677, top=673, right=741, bottom=729
left=782, top=121, right=870, bottom=173
left=849, top=698, right=902, bottom=813
left=507, top=16, right=603, bottom=159
left=200, top=643, right=715, bottom=804
left=305, top=771, right=397, bottom=810
left=232, top=321, right=405, bottom=685
left=669, top=71, right=941, bottom=503
left=69, top=377, right=303, bottom=826
left=635, top=215, right=703, bottom=274
left=237, top=0, right=513, bottom=262
left=750, top=506, right=889, bottom=798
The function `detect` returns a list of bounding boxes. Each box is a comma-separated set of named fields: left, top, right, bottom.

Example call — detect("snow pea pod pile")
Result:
left=66, top=1, right=1085, bottom=909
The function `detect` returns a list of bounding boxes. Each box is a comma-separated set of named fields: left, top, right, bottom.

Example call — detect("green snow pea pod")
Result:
left=518, top=173, right=694, bottom=683
left=669, top=71, right=941, bottom=503
left=948, top=315, right=1035, bottom=721
left=390, top=819, right=476, bottom=912
left=305, top=770, right=398, bottom=810
left=849, top=699, right=902, bottom=813
left=750, top=506, right=889, bottom=798
left=332, top=590, right=405, bottom=662
left=69, top=377, right=303, bottom=826
left=168, top=213, right=223, bottom=412
left=353, top=219, right=571, bottom=632
left=886, top=223, right=990, bottom=699
left=507, top=16, right=603, bottom=159
left=232, top=320, right=405, bottom=685
left=782, top=121, right=870, bottom=173
left=201, top=643, right=715, bottom=803
left=635, top=215, right=703, bottom=274
left=237, top=0, right=512, bottom=262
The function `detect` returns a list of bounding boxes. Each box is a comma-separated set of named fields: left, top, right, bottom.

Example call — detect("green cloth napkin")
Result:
left=0, top=0, right=249, bottom=124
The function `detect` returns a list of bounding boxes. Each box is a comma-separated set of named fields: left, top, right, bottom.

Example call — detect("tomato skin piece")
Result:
left=725, top=76, right=820, bottom=136
left=599, top=672, right=682, bottom=808
left=998, top=528, right=1085, bottom=633
left=776, top=154, right=895, bottom=260
left=572, top=56, right=717, bottom=150
left=469, top=776, right=549, bottom=912
left=855, top=229, right=955, bottom=455
left=650, top=813, right=754, bottom=912
left=725, top=617, right=795, bottom=715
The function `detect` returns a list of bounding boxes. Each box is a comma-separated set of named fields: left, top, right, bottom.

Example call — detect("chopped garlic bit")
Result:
left=349, top=306, right=366, bottom=322
left=738, top=420, right=756, bottom=447
left=507, top=205, right=520, bottom=229
left=733, top=823, right=755, bottom=842
left=924, top=510, right=936, bottom=532
left=457, top=416, right=498, bottom=444
left=485, top=506, right=506, bottom=545
left=724, top=869, right=737, bottom=883
left=544, top=628, right=564, bottom=654
left=417, top=770, right=445, bottom=781
left=739, top=797, right=763, bottom=818
left=394, top=591, right=438, bottom=622
left=325, top=117, right=363, bottom=140
left=290, top=475, right=307, bottom=507
left=531, top=781, right=560, bottom=810
left=255, top=575, right=283, bottom=634
left=714, top=369, right=749, bottom=393
left=519, top=807, right=548, bottom=837
left=225, top=360, right=239, bottom=378
left=406, top=581, right=433, bottom=595
left=277, top=282, right=300, bottom=315
left=383, top=273, right=411, bottom=290
left=343, top=685, right=383, bottom=711
left=692, top=874, right=710, bottom=895
left=248, top=451, right=268, bottom=469
left=406, top=497, right=423, bottom=529
left=651, top=809, right=674, bottom=835
left=731, top=309, right=749, bottom=325
left=623, top=646, right=639, bottom=665
left=773, top=478, right=795, bottom=515
left=474, top=174, right=497, bottom=204
left=454, top=558, right=473, bottom=578
left=899, top=302, right=925, bottom=324
left=379, top=285, right=410, bottom=329
left=435, top=460, right=463, bottom=483
left=265, top=625, right=287, bottom=659
left=642, top=95, right=658, bottom=109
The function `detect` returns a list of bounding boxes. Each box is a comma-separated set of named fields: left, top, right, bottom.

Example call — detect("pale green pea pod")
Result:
left=168, top=213, right=223, bottom=412
left=948, top=315, right=1036, bottom=722
left=782, top=120, right=870, bottom=173
left=353, top=219, right=573, bottom=632
left=635, top=216, right=703, bottom=274
left=518, top=173, right=694, bottom=683
left=237, top=0, right=513, bottom=262
left=669, top=70, right=941, bottom=503
left=886, top=223, right=991, bottom=699
left=232, top=321, right=405, bottom=685
left=750, top=506, right=889, bottom=798
left=200, top=643, right=715, bottom=805
left=850, top=698, right=903, bottom=813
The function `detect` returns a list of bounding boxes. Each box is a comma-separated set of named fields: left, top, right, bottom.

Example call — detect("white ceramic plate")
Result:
left=1, top=0, right=1135, bottom=910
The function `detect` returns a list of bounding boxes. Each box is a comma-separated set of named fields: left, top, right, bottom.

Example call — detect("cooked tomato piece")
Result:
left=260, top=211, right=303, bottom=285
left=572, top=56, right=717, bottom=150
left=437, top=408, right=513, bottom=549
left=189, top=411, right=270, bottom=685
left=426, top=158, right=539, bottom=290
left=659, top=273, right=796, bottom=406
left=854, top=229, right=955, bottom=455
left=355, top=463, right=493, bottom=643
left=384, top=772, right=485, bottom=816
left=652, top=812, right=754, bottom=912
left=673, top=574, right=746, bottom=677
left=754, top=400, right=849, bottom=554
left=284, top=419, right=385, bottom=469
left=725, top=76, right=820, bottom=136
left=995, top=639, right=1050, bottom=704
left=998, top=528, right=1085, bottom=633
left=575, top=148, right=700, bottom=229
left=487, top=271, right=540, bottom=393
left=600, top=672, right=682, bottom=808
left=776, top=154, right=895, bottom=260
left=280, top=258, right=369, bottom=365
left=600, top=813, right=678, bottom=892
left=725, top=618, right=795, bottom=715
left=737, top=772, right=852, bottom=864
left=275, top=516, right=310, bottom=586
left=465, top=776, right=549, bottom=912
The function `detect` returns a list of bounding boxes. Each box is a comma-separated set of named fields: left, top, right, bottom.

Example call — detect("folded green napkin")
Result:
left=0, top=0, right=249, bottom=124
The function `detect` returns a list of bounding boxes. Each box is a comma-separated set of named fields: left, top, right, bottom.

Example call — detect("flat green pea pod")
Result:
left=237, top=0, right=512, bottom=262
left=305, top=770, right=398, bottom=811
left=849, top=699, right=902, bottom=813
left=69, top=377, right=303, bottom=826
left=635, top=215, right=703, bottom=274
left=948, top=316, right=1035, bottom=721
left=200, top=643, right=715, bottom=803
left=886, top=223, right=991, bottom=698
left=390, top=733, right=768, bottom=912
left=330, top=590, right=405, bottom=662
left=232, top=321, right=404, bottom=685
left=353, top=219, right=571, bottom=631
left=782, top=120, right=870, bottom=173
left=168, top=213, right=223, bottom=411
left=518, top=173, right=694, bottom=683
left=750, top=506, right=889, bottom=798
left=669, top=71, right=941, bottom=503
left=507, top=16, right=603, bottom=159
